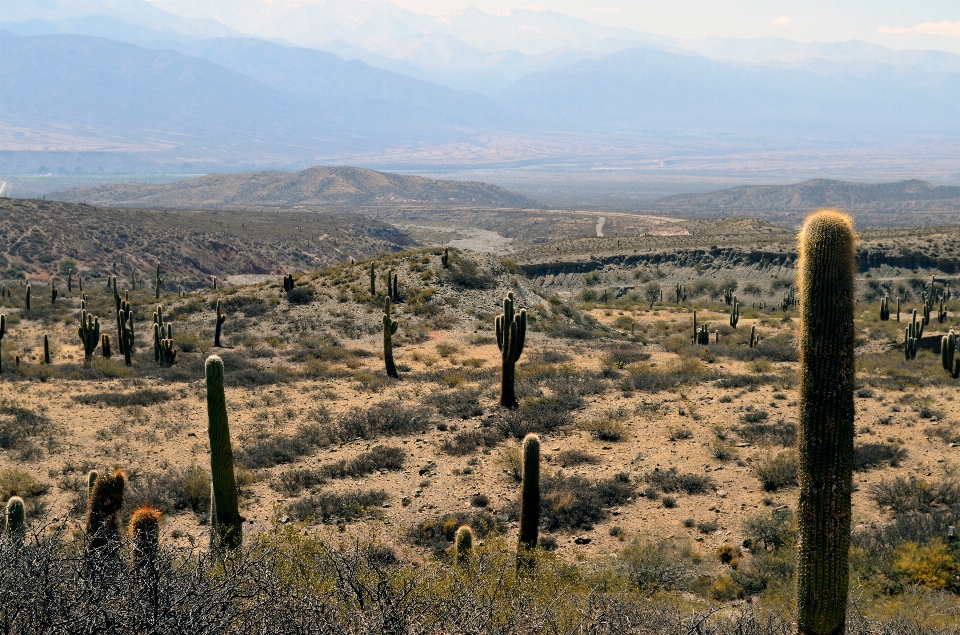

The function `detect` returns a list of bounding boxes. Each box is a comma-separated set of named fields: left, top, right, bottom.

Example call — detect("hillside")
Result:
left=49, top=166, right=539, bottom=208
left=0, top=198, right=411, bottom=283
left=651, top=179, right=960, bottom=214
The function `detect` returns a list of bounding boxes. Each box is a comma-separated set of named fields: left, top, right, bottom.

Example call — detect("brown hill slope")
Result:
left=49, top=166, right=539, bottom=208
left=651, top=179, right=960, bottom=214
left=0, top=198, right=410, bottom=284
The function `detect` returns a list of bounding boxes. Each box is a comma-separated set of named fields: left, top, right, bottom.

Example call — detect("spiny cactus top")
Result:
left=518, top=433, right=541, bottom=554
left=5, top=496, right=25, bottom=543
left=129, top=504, right=162, bottom=567
left=796, top=209, right=856, bottom=635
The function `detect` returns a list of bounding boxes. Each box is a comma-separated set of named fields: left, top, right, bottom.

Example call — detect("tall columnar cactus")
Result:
left=675, top=282, right=683, bottom=304
left=129, top=504, right=162, bottom=569
left=43, top=335, right=50, bottom=364
left=441, top=247, right=450, bottom=268
left=517, top=433, right=541, bottom=567
left=101, top=334, right=111, bottom=359
left=750, top=325, right=757, bottom=348
left=78, top=274, right=83, bottom=293
left=211, top=276, right=218, bottom=290
left=724, top=288, right=733, bottom=306
left=50, top=280, right=57, bottom=305
left=938, top=298, right=947, bottom=324
left=153, top=306, right=165, bottom=363
left=392, top=270, right=399, bottom=301
left=119, top=301, right=134, bottom=366
left=86, top=469, right=126, bottom=555
left=214, top=299, right=226, bottom=347
left=496, top=292, right=526, bottom=408
left=729, top=298, right=740, bottom=328
left=383, top=297, right=399, bottom=379
left=796, top=210, right=856, bottom=635
left=78, top=309, right=100, bottom=364
left=5, top=496, right=25, bottom=546
left=370, top=262, right=376, bottom=295
left=283, top=274, right=294, bottom=296
left=206, top=355, right=242, bottom=550
left=155, top=262, right=163, bottom=300
left=941, top=331, right=955, bottom=371
left=879, top=296, right=889, bottom=321
left=160, top=337, right=177, bottom=367
left=25, top=284, right=30, bottom=311
left=0, top=314, right=5, bottom=374
left=454, top=525, right=473, bottom=566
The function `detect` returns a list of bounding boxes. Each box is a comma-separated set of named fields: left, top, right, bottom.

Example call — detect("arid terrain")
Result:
left=1, top=196, right=959, bottom=628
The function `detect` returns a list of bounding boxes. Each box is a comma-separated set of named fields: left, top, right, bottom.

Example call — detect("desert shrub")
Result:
left=853, top=442, right=907, bottom=471
left=333, top=401, right=433, bottom=441
left=471, top=494, right=489, bottom=508
left=697, top=519, right=719, bottom=534
left=273, top=467, right=326, bottom=497
left=222, top=295, right=269, bottom=316
left=601, top=346, right=651, bottom=369
left=893, top=539, right=960, bottom=590
left=583, top=414, right=627, bottom=441
left=531, top=350, right=571, bottom=364
left=662, top=496, right=677, bottom=508
left=207, top=352, right=290, bottom=387
left=0, top=403, right=52, bottom=452
left=734, top=420, right=797, bottom=447
left=235, top=424, right=332, bottom=469
left=427, top=388, right=483, bottom=419
left=495, top=445, right=523, bottom=482
left=619, top=538, right=700, bottom=592
left=752, top=451, right=798, bottom=492
left=125, top=465, right=210, bottom=518
left=743, top=507, right=795, bottom=551
left=668, top=428, right=693, bottom=441
left=643, top=467, right=716, bottom=496
left=740, top=409, right=768, bottom=424
left=441, top=428, right=504, bottom=455
left=0, top=467, right=49, bottom=501
left=409, top=511, right=504, bottom=555
left=287, top=286, right=316, bottom=305
left=714, top=374, right=777, bottom=389
left=319, top=446, right=405, bottom=479
left=288, top=489, right=388, bottom=524
left=536, top=473, right=635, bottom=531
left=556, top=449, right=600, bottom=467
left=447, top=260, right=493, bottom=289
left=721, top=333, right=798, bottom=363
left=74, top=389, right=173, bottom=408
left=496, top=396, right=574, bottom=439
left=618, top=358, right=713, bottom=393
left=869, top=477, right=960, bottom=515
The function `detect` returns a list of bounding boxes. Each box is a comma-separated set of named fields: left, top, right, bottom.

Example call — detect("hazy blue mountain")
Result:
left=498, top=47, right=960, bottom=138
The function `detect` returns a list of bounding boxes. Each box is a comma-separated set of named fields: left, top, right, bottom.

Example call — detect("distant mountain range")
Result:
left=49, top=166, right=539, bottom=208
left=651, top=179, right=960, bottom=213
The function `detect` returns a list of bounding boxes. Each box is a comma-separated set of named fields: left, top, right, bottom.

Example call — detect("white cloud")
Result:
left=593, top=7, right=621, bottom=12
left=914, top=21, right=960, bottom=39
left=770, top=16, right=791, bottom=28
left=878, top=21, right=960, bottom=39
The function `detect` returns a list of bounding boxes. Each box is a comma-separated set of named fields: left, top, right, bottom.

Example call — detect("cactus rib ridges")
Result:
left=796, top=210, right=856, bottom=635
left=86, top=469, right=126, bottom=555
left=454, top=525, right=473, bottom=566
left=517, top=433, right=541, bottom=567
left=206, top=355, right=242, bottom=550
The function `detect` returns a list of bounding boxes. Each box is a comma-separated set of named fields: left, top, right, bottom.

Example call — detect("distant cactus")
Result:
left=517, top=434, right=540, bottom=568
left=905, top=311, right=922, bottom=360
left=86, top=469, right=126, bottom=555
left=283, top=274, right=294, bottom=296
left=206, top=356, right=242, bottom=550
left=214, top=299, right=226, bottom=348
left=879, top=296, right=889, bottom=321
left=692, top=311, right=709, bottom=345
left=383, top=297, right=399, bottom=379
left=155, top=263, right=163, bottom=300
left=78, top=274, right=83, bottom=293
left=723, top=288, right=733, bottom=306
left=5, top=496, right=25, bottom=546
left=211, top=276, right=218, bottom=290
left=129, top=504, right=162, bottom=569
left=370, top=262, right=376, bottom=295
left=496, top=292, right=526, bottom=408
left=796, top=210, right=856, bottom=635
left=750, top=325, right=757, bottom=348
left=119, top=301, right=134, bottom=366
left=942, top=330, right=957, bottom=377
left=0, top=314, right=5, bottom=373
left=938, top=298, right=947, bottom=324
left=101, top=334, right=111, bottom=359
left=392, top=270, right=399, bottom=301
left=441, top=247, right=450, bottom=268
left=87, top=470, right=98, bottom=498
left=454, top=525, right=473, bottom=566
left=152, top=305, right=167, bottom=363
left=67, top=269, right=73, bottom=293
left=78, top=309, right=100, bottom=364
left=729, top=298, right=740, bottom=328
left=50, top=280, right=57, bottom=305
left=25, top=284, right=30, bottom=311
left=43, top=335, right=50, bottom=364
left=896, top=297, right=901, bottom=322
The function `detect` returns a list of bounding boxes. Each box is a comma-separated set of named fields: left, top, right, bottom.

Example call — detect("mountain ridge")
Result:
left=48, top=166, right=540, bottom=208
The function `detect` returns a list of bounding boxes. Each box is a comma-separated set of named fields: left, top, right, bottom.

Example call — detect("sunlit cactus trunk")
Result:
left=206, top=355, right=242, bottom=550
left=796, top=210, right=856, bottom=635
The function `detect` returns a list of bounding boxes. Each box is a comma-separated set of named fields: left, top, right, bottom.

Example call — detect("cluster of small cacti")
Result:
left=729, top=298, right=740, bottom=328
left=779, top=285, right=796, bottom=311
left=674, top=283, right=686, bottom=303
left=723, top=288, right=734, bottom=306
left=214, top=299, right=226, bottom=347
left=386, top=269, right=399, bottom=301
left=941, top=330, right=960, bottom=378
left=152, top=305, right=177, bottom=365
left=496, top=292, right=526, bottom=408
left=283, top=274, right=295, bottom=296
left=879, top=296, right=890, bottom=321
left=692, top=311, right=710, bottom=345
left=78, top=307, right=101, bottom=363
left=905, top=309, right=922, bottom=360
left=383, top=297, right=399, bottom=379
left=206, top=355, right=243, bottom=550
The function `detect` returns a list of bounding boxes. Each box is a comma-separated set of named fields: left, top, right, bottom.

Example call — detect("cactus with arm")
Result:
left=78, top=310, right=100, bottom=363
left=496, top=292, right=526, bottom=408
left=214, top=299, right=226, bottom=347
left=383, top=297, right=399, bottom=379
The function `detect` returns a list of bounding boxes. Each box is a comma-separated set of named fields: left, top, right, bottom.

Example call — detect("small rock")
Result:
left=574, top=536, right=592, bottom=545
left=718, top=490, right=728, bottom=498
left=187, top=432, right=197, bottom=437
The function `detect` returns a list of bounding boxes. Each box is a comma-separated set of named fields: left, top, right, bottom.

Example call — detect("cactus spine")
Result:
left=5, top=496, right=25, bottom=546
left=383, top=297, right=399, bottom=379
left=129, top=504, right=162, bottom=569
left=214, top=299, right=226, bottom=347
left=454, top=525, right=473, bottom=566
left=155, top=263, right=163, bottom=300
left=517, top=433, right=541, bottom=567
left=370, top=262, right=376, bottom=295
left=86, top=469, right=126, bottom=556
left=796, top=210, right=856, bottom=635
left=78, top=309, right=100, bottom=363
left=496, top=292, right=526, bottom=408
left=43, top=335, right=50, bottom=364
left=206, top=355, right=242, bottom=550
